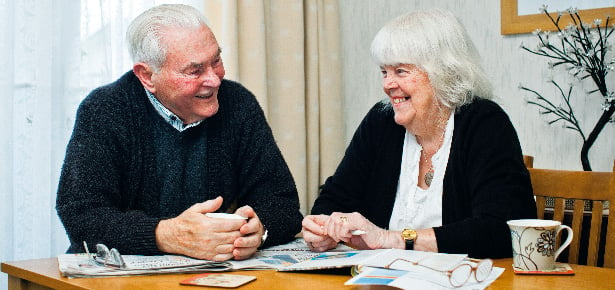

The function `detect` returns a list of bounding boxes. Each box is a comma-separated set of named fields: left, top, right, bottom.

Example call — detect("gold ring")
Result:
left=339, top=216, right=348, bottom=222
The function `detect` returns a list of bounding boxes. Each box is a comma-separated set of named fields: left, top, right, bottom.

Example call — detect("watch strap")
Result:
left=405, top=238, right=414, bottom=250
left=401, top=229, right=417, bottom=250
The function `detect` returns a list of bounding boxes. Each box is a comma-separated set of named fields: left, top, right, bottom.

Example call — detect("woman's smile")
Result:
left=392, top=96, right=411, bottom=104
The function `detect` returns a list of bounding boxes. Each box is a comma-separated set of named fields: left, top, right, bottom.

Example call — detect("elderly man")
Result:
left=56, top=4, right=302, bottom=261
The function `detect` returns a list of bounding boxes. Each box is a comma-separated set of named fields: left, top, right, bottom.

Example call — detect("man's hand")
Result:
left=155, top=196, right=246, bottom=261
left=231, top=205, right=265, bottom=260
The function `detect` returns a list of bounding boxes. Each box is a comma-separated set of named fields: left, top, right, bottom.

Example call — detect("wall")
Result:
left=338, top=0, right=615, bottom=171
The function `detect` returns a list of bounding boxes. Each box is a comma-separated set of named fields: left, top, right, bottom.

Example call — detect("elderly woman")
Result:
left=302, top=9, right=536, bottom=258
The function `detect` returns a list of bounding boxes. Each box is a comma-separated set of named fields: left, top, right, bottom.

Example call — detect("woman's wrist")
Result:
left=382, top=230, right=404, bottom=249
left=415, top=228, right=438, bottom=252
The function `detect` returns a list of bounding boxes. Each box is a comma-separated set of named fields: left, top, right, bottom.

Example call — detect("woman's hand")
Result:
left=323, top=212, right=393, bottom=250
left=301, top=215, right=338, bottom=252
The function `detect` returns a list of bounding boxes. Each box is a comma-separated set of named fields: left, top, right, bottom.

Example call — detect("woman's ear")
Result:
left=133, top=62, right=156, bottom=93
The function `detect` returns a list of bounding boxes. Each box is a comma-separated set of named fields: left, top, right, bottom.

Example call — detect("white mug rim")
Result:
left=507, top=219, right=561, bottom=228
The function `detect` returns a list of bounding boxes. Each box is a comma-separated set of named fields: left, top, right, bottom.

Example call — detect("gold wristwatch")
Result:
left=401, top=229, right=417, bottom=250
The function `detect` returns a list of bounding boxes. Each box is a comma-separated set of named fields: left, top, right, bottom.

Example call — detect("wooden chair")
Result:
left=523, top=155, right=534, bottom=168
left=526, top=157, right=615, bottom=268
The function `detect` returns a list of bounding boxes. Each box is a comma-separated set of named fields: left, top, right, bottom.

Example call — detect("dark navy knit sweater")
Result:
left=56, top=71, right=303, bottom=255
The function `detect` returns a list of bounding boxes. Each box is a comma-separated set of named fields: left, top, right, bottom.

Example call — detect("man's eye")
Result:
left=189, top=69, right=203, bottom=76
left=212, top=57, right=222, bottom=67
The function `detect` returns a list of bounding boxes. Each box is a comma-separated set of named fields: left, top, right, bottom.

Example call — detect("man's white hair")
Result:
left=126, top=4, right=210, bottom=72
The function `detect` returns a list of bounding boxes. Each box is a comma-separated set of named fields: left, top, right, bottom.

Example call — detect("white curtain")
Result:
left=0, top=1, right=202, bottom=289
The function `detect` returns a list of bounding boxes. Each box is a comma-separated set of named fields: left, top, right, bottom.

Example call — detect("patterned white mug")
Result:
left=507, top=219, right=573, bottom=271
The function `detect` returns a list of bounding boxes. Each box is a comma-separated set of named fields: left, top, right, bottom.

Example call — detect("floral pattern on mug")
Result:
left=508, top=219, right=574, bottom=271
left=536, top=229, right=556, bottom=257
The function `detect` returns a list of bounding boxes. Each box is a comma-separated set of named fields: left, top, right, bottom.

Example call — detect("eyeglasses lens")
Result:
left=96, top=244, right=110, bottom=260
left=450, top=264, right=471, bottom=287
left=475, top=259, right=493, bottom=282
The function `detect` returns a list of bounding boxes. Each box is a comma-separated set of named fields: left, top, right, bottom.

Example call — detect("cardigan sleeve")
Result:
left=311, top=103, right=384, bottom=215
left=434, top=100, right=537, bottom=258
left=311, top=102, right=404, bottom=228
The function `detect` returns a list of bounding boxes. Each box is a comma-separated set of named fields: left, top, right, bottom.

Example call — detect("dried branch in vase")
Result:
left=519, top=5, right=614, bottom=171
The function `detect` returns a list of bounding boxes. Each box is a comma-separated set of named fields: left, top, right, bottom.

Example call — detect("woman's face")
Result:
left=381, top=64, right=438, bottom=134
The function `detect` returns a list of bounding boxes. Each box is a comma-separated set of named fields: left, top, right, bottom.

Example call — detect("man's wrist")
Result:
left=260, top=224, right=268, bottom=247
left=155, top=219, right=176, bottom=253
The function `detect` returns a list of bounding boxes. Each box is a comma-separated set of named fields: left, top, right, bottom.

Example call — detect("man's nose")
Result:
left=201, top=67, right=222, bottom=87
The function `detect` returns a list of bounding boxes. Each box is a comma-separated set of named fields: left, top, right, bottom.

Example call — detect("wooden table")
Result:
left=3, top=257, right=615, bottom=289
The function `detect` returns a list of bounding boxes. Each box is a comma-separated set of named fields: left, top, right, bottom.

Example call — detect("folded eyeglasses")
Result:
left=83, top=241, right=126, bottom=269
left=384, top=257, right=493, bottom=288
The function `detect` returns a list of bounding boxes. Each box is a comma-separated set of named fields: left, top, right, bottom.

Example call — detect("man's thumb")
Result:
left=191, top=196, right=223, bottom=214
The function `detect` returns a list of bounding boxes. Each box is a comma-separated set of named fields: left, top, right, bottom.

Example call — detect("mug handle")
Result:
left=553, top=224, right=574, bottom=261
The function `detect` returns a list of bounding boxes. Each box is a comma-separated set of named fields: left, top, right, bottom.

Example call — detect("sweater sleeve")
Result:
left=56, top=83, right=162, bottom=255
left=435, top=100, right=537, bottom=258
left=222, top=84, right=304, bottom=248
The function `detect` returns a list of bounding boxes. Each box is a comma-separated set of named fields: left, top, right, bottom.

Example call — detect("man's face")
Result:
left=148, top=25, right=226, bottom=124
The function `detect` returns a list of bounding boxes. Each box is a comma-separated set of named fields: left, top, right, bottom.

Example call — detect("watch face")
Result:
left=402, top=229, right=417, bottom=240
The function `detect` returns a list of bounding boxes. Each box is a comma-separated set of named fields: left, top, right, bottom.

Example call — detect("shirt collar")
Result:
left=145, top=89, right=203, bottom=132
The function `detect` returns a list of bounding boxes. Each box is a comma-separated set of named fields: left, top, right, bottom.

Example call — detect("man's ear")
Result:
left=133, top=62, right=156, bottom=93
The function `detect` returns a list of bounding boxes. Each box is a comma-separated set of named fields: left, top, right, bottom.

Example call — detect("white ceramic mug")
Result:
left=507, top=219, right=573, bottom=271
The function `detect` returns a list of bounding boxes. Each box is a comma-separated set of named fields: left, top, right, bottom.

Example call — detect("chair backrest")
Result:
left=523, top=155, right=534, bottom=168
left=526, top=157, right=615, bottom=268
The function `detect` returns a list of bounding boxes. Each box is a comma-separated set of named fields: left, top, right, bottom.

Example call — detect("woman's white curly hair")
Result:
left=371, top=9, right=493, bottom=109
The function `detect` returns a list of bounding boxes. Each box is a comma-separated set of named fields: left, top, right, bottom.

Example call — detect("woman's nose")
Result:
left=382, top=75, right=397, bottom=90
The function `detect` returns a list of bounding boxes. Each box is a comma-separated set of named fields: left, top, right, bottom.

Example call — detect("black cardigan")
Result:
left=311, top=99, right=536, bottom=258
left=56, top=71, right=303, bottom=254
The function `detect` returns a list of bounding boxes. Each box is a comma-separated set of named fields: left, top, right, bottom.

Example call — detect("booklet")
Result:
left=346, top=250, right=505, bottom=289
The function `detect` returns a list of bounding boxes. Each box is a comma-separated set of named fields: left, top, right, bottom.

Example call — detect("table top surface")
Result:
left=3, top=257, right=615, bottom=290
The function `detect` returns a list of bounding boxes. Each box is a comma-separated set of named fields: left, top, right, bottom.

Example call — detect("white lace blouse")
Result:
left=388, top=112, right=454, bottom=231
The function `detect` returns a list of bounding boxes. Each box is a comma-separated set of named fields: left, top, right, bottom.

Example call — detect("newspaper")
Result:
left=58, top=239, right=359, bottom=278
left=229, top=238, right=363, bottom=270
left=58, top=238, right=504, bottom=288
left=58, top=254, right=232, bottom=277
left=58, top=254, right=228, bottom=277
